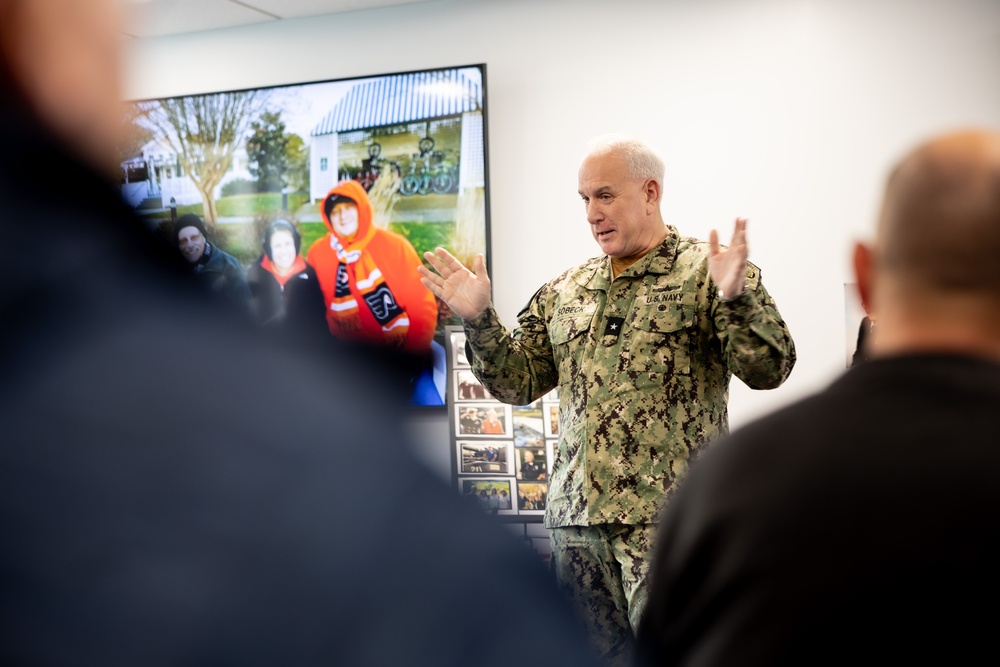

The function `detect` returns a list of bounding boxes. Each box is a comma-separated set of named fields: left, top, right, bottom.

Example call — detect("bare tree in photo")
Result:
left=137, top=91, right=267, bottom=229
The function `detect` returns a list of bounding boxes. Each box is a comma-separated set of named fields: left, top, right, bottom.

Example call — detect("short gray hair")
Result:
left=584, top=134, right=665, bottom=184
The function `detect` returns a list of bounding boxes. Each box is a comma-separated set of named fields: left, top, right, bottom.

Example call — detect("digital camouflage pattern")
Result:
left=464, top=227, right=796, bottom=528
left=550, top=524, right=657, bottom=667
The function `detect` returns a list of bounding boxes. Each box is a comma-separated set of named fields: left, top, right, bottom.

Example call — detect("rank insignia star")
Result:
left=604, top=316, right=625, bottom=337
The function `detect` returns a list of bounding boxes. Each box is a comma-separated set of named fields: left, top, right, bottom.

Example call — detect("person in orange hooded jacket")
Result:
left=307, top=180, right=438, bottom=354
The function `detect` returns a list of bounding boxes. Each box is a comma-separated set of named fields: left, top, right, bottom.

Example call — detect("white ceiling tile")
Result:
left=124, top=0, right=277, bottom=38
left=244, top=0, right=436, bottom=19
left=124, top=0, right=440, bottom=39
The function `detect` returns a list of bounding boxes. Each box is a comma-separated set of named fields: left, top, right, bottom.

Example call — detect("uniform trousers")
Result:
left=550, top=523, right=657, bottom=667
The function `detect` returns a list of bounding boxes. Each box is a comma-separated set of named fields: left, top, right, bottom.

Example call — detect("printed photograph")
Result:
left=512, top=402, right=545, bottom=448
left=545, top=439, right=557, bottom=478
left=458, top=440, right=513, bottom=475
left=515, top=446, right=547, bottom=481
left=120, top=66, right=490, bottom=406
left=460, top=478, right=516, bottom=515
left=449, top=329, right=470, bottom=367
left=517, top=482, right=548, bottom=514
left=454, top=369, right=492, bottom=401
left=542, top=387, right=560, bottom=402
left=544, top=403, right=559, bottom=438
left=456, top=403, right=511, bottom=437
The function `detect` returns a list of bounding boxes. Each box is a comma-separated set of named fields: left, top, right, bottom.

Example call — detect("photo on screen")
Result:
left=120, top=65, right=491, bottom=407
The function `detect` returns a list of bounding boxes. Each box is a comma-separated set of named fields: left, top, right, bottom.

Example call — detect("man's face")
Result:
left=269, top=229, right=297, bottom=270
left=523, top=450, right=534, bottom=463
left=177, top=226, right=206, bottom=264
left=330, top=201, right=359, bottom=238
left=578, top=152, right=660, bottom=259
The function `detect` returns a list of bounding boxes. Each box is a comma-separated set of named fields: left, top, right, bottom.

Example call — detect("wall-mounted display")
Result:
left=121, top=65, right=492, bottom=407
left=446, top=326, right=557, bottom=522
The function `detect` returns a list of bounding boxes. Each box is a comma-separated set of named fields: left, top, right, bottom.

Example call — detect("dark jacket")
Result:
left=0, top=112, right=600, bottom=667
left=191, top=240, right=253, bottom=316
left=246, top=257, right=327, bottom=334
left=637, top=354, right=1000, bottom=666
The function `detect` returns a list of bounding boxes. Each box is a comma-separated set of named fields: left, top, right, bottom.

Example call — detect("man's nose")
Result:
left=586, top=201, right=603, bottom=224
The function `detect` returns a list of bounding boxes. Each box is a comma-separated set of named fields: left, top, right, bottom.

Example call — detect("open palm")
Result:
left=709, top=218, right=749, bottom=300
left=418, top=248, right=492, bottom=320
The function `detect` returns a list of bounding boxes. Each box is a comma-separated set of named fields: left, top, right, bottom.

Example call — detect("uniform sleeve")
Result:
left=463, top=289, right=560, bottom=406
left=711, top=263, right=796, bottom=390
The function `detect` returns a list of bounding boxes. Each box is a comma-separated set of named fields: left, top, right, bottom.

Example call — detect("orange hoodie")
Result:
left=306, top=180, right=438, bottom=354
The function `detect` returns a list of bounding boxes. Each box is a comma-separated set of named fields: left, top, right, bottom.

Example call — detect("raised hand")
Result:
left=418, top=248, right=492, bottom=320
left=708, top=217, right=750, bottom=300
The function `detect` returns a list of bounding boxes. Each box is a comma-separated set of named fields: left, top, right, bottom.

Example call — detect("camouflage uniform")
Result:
left=463, top=227, right=795, bottom=665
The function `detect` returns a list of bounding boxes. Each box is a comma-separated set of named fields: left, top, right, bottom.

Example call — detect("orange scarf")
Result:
left=328, top=234, right=409, bottom=339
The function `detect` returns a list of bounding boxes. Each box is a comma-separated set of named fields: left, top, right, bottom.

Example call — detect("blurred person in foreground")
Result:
left=419, top=136, right=796, bottom=666
left=635, top=128, right=1000, bottom=666
left=0, top=1, right=600, bottom=665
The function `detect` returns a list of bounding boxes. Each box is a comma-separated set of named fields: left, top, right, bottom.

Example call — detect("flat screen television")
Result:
left=120, top=64, right=492, bottom=407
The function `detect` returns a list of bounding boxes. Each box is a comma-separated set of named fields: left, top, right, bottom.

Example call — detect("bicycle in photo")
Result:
left=399, top=137, right=457, bottom=197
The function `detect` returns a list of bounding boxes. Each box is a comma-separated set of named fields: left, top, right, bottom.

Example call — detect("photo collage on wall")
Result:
left=446, top=326, right=558, bottom=521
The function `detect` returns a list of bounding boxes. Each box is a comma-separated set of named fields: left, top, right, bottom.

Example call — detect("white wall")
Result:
left=126, top=0, right=1000, bottom=475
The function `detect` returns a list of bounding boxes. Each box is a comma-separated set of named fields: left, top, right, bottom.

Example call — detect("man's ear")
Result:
left=853, top=242, right=875, bottom=317
left=644, top=178, right=661, bottom=214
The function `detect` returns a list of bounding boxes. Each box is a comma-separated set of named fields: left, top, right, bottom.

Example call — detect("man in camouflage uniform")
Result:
left=419, top=136, right=796, bottom=665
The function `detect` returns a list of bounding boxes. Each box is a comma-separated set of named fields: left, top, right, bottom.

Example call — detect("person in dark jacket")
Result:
left=174, top=212, right=254, bottom=316
left=0, top=2, right=600, bottom=665
left=635, top=129, right=1000, bottom=666
left=246, top=218, right=326, bottom=332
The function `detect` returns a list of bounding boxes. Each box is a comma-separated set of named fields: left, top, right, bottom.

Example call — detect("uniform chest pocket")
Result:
left=550, top=308, right=597, bottom=345
left=549, top=308, right=597, bottom=382
left=628, top=304, right=696, bottom=375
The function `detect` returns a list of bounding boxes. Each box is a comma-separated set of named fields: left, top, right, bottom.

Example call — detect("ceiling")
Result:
left=123, top=0, right=438, bottom=38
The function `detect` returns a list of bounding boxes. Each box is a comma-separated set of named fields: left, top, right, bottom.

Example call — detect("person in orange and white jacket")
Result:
left=307, top=180, right=438, bottom=354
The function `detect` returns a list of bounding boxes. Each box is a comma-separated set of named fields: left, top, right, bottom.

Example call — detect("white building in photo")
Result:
left=308, top=68, right=484, bottom=203
left=120, top=138, right=252, bottom=211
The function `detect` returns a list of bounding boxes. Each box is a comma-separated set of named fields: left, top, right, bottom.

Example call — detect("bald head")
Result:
left=858, top=129, right=1000, bottom=359
left=0, top=0, right=126, bottom=175
left=583, top=135, right=665, bottom=186
left=879, top=130, right=1000, bottom=294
